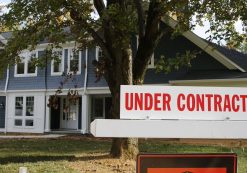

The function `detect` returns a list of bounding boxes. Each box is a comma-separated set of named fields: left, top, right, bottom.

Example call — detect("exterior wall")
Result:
left=6, top=91, right=45, bottom=133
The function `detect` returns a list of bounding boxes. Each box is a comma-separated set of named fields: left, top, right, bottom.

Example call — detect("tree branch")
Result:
left=134, top=0, right=145, bottom=39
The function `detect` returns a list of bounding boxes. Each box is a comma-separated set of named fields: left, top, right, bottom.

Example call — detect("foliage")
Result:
left=0, top=0, right=246, bottom=158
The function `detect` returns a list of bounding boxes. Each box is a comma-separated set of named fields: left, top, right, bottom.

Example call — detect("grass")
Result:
left=0, top=137, right=246, bottom=172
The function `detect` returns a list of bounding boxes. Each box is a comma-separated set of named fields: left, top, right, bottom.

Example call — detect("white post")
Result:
left=45, top=96, right=50, bottom=132
left=19, top=167, right=28, bottom=173
left=81, top=94, right=89, bottom=134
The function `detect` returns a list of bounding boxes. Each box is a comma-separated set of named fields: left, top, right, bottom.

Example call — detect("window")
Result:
left=51, top=50, right=64, bottom=75
left=91, top=97, right=111, bottom=119
left=14, top=96, right=34, bottom=127
left=15, top=51, right=37, bottom=77
left=96, top=46, right=104, bottom=61
left=26, top=97, right=34, bottom=116
left=15, top=97, right=23, bottom=116
left=68, top=48, right=81, bottom=74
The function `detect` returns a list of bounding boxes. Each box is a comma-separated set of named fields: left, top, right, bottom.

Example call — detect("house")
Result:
left=0, top=21, right=246, bottom=134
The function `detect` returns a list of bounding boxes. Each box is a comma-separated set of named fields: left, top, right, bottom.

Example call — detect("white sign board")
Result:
left=91, top=119, right=247, bottom=139
left=120, top=85, right=247, bottom=120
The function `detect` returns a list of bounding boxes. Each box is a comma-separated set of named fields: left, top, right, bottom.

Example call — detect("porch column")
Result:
left=81, top=94, right=89, bottom=134
left=45, top=96, right=50, bottom=132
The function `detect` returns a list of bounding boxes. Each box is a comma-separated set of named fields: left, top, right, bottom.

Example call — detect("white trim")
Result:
left=51, top=49, right=65, bottom=76
left=169, top=78, right=247, bottom=84
left=4, top=66, right=9, bottom=92
left=0, top=34, right=7, bottom=45
left=0, top=128, right=6, bottom=132
left=95, top=46, right=100, bottom=61
left=14, top=51, right=38, bottom=77
left=163, top=17, right=246, bottom=72
left=67, top=48, right=81, bottom=75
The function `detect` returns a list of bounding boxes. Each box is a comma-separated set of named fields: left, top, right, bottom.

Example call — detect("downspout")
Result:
left=4, top=65, right=9, bottom=134
left=82, top=48, right=88, bottom=134
left=44, top=54, right=48, bottom=133
left=83, top=48, right=88, bottom=94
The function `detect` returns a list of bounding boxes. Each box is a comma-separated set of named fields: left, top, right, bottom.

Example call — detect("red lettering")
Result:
left=214, top=94, right=222, bottom=112
left=205, top=94, right=213, bottom=111
left=125, top=93, right=133, bottom=110
left=223, top=95, right=231, bottom=112
left=134, top=93, right=143, bottom=110
left=240, top=95, right=247, bottom=112
left=196, top=94, right=205, bottom=111
left=187, top=94, right=195, bottom=111
left=232, top=95, right=240, bottom=112
left=162, top=94, right=171, bottom=111
left=154, top=93, right=161, bottom=111
left=177, top=94, right=185, bottom=111
left=144, top=93, right=153, bottom=110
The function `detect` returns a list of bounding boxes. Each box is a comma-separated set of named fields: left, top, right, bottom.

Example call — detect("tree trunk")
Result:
left=106, top=47, right=139, bottom=159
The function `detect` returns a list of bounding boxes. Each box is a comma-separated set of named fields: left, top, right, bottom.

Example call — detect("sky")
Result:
left=0, top=0, right=244, bottom=41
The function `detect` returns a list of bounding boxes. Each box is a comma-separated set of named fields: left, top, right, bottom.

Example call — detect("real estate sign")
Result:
left=120, top=85, right=247, bottom=120
left=137, top=154, right=237, bottom=173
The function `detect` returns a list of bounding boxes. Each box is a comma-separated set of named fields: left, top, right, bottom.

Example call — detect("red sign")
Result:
left=148, top=168, right=226, bottom=173
left=137, top=154, right=237, bottom=173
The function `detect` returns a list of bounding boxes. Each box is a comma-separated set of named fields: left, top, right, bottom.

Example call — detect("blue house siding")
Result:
left=46, top=49, right=85, bottom=90
left=7, top=48, right=87, bottom=91
left=87, top=48, right=108, bottom=88
left=144, top=33, right=228, bottom=84
left=0, top=71, right=7, bottom=91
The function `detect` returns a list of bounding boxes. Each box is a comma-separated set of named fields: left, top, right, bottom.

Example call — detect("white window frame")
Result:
left=14, top=51, right=38, bottom=77
left=51, top=49, right=64, bottom=76
left=136, top=36, right=155, bottom=69
left=67, top=48, right=81, bottom=75
left=14, top=96, right=35, bottom=128
left=95, top=46, right=104, bottom=61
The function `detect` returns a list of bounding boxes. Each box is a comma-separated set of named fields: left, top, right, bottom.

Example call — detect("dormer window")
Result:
left=51, top=50, right=64, bottom=76
left=68, top=48, right=81, bottom=74
left=96, top=46, right=104, bottom=61
left=15, top=51, right=37, bottom=77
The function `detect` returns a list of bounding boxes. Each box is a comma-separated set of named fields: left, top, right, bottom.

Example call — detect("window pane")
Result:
left=15, top=97, right=23, bottom=116
left=15, top=119, right=22, bottom=126
left=25, top=119, right=34, bottom=126
left=53, top=51, right=62, bottom=73
left=69, top=103, right=77, bottom=120
left=70, top=49, right=79, bottom=72
left=27, top=61, right=36, bottom=73
left=17, top=62, right=25, bottom=74
left=26, top=97, right=34, bottom=116
left=93, top=98, right=103, bottom=118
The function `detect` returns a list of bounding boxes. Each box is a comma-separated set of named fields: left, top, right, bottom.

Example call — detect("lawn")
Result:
left=0, top=136, right=246, bottom=173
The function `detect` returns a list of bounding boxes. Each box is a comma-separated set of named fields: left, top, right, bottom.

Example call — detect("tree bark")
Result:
left=105, top=46, right=139, bottom=159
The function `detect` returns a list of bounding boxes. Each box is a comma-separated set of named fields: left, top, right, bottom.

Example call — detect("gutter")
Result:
left=4, top=65, right=9, bottom=133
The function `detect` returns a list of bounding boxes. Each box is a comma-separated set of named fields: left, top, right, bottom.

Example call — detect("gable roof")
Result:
left=162, top=17, right=246, bottom=72
left=209, top=43, right=247, bottom=71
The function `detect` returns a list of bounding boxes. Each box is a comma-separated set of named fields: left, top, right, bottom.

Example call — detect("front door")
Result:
left=60, top=98, right=78, bottom=129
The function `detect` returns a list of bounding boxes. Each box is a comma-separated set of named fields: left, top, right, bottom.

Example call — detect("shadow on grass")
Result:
left=0, top=154, right=111, bottom=165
